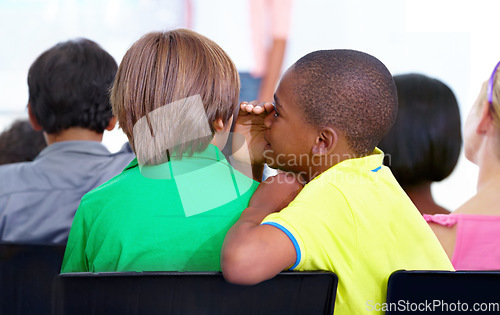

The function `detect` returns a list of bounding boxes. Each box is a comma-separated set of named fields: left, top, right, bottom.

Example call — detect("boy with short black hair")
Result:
left=0, top=39, right=134, bottom=244
left=222, top=49, right=453, bottom=314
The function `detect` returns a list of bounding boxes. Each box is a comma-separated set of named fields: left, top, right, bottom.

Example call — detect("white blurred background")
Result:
left=2, top=0, right=499, bottom=210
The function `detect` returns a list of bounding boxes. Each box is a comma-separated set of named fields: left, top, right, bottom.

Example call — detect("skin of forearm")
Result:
left=222, top=174, right=302, bottom=284
left=221, top=207, right=278, bottom=284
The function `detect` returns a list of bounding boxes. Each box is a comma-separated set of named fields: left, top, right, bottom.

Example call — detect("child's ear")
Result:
left=312, top=127, right=338, bottom=156
left=477, top=100, right=493, bottom=134
left=212, top=117, right=225, bottom=132
left=105, top=116, right=118, bottom=131
left=28, top=102, right=43, bottom=131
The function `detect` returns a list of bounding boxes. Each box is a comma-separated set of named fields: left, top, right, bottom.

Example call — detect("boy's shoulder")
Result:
left=275, top=149, right=404, bottom=220
left=79, top=159, right=138, bottom=208
left=310, top=149, right=386, bottom=188
left=0, top=160, right=46, bottom=197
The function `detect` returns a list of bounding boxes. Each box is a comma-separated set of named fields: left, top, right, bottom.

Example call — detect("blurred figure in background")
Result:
left=188, top=0, right=292, bottom=180
left=0, top=38, right=134, bottom=244
left=378, top=73, right=462, bottom=215
left=426, top=63, right=500, bottom=270
left=188, top=0, right=292, bottom=103
left=0, top=119, right=46, bottom=165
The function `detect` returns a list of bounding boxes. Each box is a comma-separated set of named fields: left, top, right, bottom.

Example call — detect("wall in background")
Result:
left=2, top=0, right=499, bottom=210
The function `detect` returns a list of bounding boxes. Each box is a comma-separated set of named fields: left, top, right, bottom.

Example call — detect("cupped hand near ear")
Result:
left=232, top=101, right=274, bottom=166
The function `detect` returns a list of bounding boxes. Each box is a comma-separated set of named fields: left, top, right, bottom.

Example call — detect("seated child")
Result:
left=378, top=73, right=462, bottom=215
left=0, top=38, right=134, bottom=244
left=61, top=29, right=258, bottom=272
left=221, top=50, right=453, bottom=314
left=0, top=119, right=46, bottom=165
left=425, top=61, right=500, bottom=270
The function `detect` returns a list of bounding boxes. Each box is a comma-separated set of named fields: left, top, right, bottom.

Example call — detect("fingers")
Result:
left=250, top=106, right=266, bottom=115
left=240, top=101, right=274, bottom=115
left=263, top=102, right=274, bottom=113
left=240, top=102, right=255, bottom=113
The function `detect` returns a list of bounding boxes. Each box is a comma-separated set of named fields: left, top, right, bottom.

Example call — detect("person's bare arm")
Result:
left=428, top=222, right=457, bottom=260
left=221, top=172, right=302, bottom=284
left=258, top=39, right=287, bottom=102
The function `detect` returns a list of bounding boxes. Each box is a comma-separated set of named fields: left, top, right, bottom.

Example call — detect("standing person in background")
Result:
left=247, top=0, right=292, bottom=103
left=187, top=0, right=292, bottom=179
left=0, top=39, right=134, bottom=244
left=187, top=0, right=292, bottom=103
left=426, top=62, right=500, bottom=270
left=378, top=73, right=462, bottom=215
left=0, top=119, right=46, bottom=165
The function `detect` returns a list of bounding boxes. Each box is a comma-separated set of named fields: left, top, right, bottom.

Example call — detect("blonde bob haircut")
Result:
left=111, top=29, right=240, bottom=165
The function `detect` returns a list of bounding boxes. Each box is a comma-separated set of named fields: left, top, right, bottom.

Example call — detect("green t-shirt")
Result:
left=62, top=144, right=258, bottom=272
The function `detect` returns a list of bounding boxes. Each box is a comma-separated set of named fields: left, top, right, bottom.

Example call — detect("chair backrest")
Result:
left=386, top=270, right=500, bottom=314
left=0, top=242, right=66, bottom=315
left=53, top=271, right=337, bottom=315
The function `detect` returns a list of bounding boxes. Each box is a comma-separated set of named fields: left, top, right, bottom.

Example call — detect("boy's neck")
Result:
left=304, top=149, right=362, bottom=182
left=44, top=127, right=104, bottom=145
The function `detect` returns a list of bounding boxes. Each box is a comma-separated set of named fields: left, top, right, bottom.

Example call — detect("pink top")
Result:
left=424, top=214, right=500, bottom=270
left=187, top=0, right=292, bottom=77
left=249, top=0, right=293, bottom=77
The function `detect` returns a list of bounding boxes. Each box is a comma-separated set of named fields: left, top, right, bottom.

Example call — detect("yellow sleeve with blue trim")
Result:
left=261, top=178, right=356, bottom=273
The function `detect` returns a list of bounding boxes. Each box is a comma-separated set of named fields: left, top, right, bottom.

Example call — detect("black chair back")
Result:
left=0, top=242, right=66, bottom=315
left=386, top=270, right=500, bottom=314
left=53, top=271, right=337, bottom=315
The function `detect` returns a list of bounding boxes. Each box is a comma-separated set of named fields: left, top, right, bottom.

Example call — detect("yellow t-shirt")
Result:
left=262, top=148, right=453, bottom=314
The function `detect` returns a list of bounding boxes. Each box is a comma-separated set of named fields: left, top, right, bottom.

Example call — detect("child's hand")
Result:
left=232, top=101, right=274, bottom=166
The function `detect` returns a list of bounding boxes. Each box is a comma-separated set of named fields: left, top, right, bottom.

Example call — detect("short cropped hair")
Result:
left=0, top=119, right=46, bottom=165
left=292, top=49, right=398, bottom=156
left=27, top=38, right=118, bottom=134
left=378, top=73, right=462, bottom=186
left=111, top=29, right=240, bottom=165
